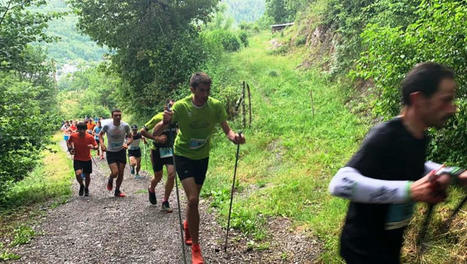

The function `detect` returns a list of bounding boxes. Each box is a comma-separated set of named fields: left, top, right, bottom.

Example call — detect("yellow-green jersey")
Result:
left=171, top=95, right=227, bottom=160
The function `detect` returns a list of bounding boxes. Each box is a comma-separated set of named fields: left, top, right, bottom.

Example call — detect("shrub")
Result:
left=354, top=0, right=467, bottom=165
left=239, top=31, right=249, bottom=47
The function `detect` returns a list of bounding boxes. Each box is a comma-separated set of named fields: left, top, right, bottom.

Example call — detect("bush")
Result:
left=239, top=31, right=249, bottom=47
left=0, top=73, right=58, bottom=198
left=354, top=0, right=467, bottom=165
left=204, top=29, right=242, bottom=52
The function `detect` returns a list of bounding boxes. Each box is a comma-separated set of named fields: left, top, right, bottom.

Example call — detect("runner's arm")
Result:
left=98, top=129, right=106, bottom=151
left=153, top=121, right=169, bottom=138
left=140, top=127, right=156, bottom=140
left=125, top=132, right=133, bottom=147
left=329, top=167, right=412, bottom=204
left=220, top=121, right=245, bottom=144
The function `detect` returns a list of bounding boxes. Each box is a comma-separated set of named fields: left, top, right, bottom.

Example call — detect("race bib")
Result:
left=111, top=141, right=123, bottom=149
left=189, top=138, right=207, bottom=149
left=159, top=147, right=173, bottom=158
left=385, top=202, right=415, bottom=230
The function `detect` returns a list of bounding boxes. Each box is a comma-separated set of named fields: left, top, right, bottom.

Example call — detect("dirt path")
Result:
left=8, top=143, right=320, bottom=263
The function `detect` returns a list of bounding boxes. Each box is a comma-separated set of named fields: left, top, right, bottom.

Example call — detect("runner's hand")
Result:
left=101, top=145, right=106, bottom=152
left=411, top=170, right=448, bottom=204
left=69, top=149, right=76, bottom=155
left=231, top=133, right=245, bottom=145
left=163, top=109, right=173, bottom=125
left=122, top=143, right=128, bottom=149
left=87, top=144, right=94, bottom=149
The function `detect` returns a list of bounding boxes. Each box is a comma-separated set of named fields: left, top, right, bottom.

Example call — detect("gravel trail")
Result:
left=8, top=143, right=320, bottom=263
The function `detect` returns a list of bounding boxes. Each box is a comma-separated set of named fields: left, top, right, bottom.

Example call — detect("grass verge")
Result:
left=201, top=31, right=466, bottom=263
left=0, top=132, right=74, bottom=260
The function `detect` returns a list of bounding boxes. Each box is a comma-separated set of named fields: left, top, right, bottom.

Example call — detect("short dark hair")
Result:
left=77, top=122, right=87, bottom=130
left=401, top=62, right=455, bottom=105
left=190, top=72, right=211, bottom=89
left=111, top=109, right=122, bottom=116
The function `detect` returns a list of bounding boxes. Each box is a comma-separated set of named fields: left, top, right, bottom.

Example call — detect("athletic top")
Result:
left=337, top=117, right=428, bottom=259
left=144, top=112, right=177, bottom=150
left=93, top=126, right=102, bottom=141
left=170, top=96, right=227, bottom=160
left=87, top=122, right=95, bottom=131
left=68, top=133, right=97, bottom=161
left=129, top=132, right=142, bottom=150
left=101, top=121, right=131, bottom=152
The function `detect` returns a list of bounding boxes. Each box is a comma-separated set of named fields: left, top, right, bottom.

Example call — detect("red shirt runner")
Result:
left=67, top=133, right=97, bottom=161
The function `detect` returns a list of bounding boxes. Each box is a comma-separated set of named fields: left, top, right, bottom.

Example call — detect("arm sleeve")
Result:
left=329, top=167, right=412, bottom=204
left=425, top=161, right=465, bottom=184
left=144, top=113, right=163, bottom=130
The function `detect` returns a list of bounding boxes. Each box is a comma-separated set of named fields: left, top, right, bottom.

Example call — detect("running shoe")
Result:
left=84, top=187, right=89, bottom=196
left=79, top=185, right=84, bottom=196
left=148, top=188, right=157, bottom=205
left=191, top=244, right=204, bottom=264
left=184, top=220, right=192, bottom=246
left=161, top=201, right=173, bottom=213
left=130, top=166, right=135, bottom=175
left=107, top=177, right=113, bottom=191
left=114, top=189, right=126, bottom=197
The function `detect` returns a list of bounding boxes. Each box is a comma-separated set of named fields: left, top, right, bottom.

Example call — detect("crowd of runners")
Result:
left=60, top=72, right=245, bottom=264
left=58, top=65, right=466, bottom=264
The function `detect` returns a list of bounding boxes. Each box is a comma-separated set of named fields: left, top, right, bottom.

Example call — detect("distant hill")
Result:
left=223, top=0, right=265, bottom=24
left=35, top=0, right=108, bottom=68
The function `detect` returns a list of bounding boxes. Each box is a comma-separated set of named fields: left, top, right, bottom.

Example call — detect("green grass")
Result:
left=0, top=132, right=74, bottom=260
left=201, top=31, right=466, bottom=263
left=200, top=31, right=368, bottom=262
left=1, top=133, right=74, bottom=209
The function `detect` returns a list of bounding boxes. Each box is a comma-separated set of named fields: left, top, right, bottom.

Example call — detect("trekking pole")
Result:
left=224, top=132, right=242, bottom=252
left=166, top=104, right=187, bottom=264
left=417, top=164, right=445, bottom=253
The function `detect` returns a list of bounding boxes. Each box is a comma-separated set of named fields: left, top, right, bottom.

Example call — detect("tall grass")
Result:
left=201, top=32, right=466, bottom=263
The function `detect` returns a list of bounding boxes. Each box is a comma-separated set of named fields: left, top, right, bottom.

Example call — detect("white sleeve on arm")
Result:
left=328, top=167, right=412, bottom=204
left=424, top=161, right=463, bottom=176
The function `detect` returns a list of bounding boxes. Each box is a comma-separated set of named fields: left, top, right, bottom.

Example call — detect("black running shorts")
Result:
left=128, top=148, right=142, bottom=158
left=174, top=155, right=209, bottom=185
left=73, top=160, right=92, bottom=174
left=106, top=149, right=127, bottom=165
left=151, top=149, right=173, bottom=172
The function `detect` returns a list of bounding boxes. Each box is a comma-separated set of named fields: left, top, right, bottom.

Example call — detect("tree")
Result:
left=0, top=0, right=59, bottom=73
left=69, top=0, right=220, bottom=122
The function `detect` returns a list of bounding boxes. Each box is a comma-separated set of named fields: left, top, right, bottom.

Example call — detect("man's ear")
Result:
left=409, top=91, right=426, bottom=107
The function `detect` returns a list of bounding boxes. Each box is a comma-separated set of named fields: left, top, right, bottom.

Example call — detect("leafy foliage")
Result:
left=0, top=73, right=58, bottom=198
left=0, top=0, right=59, bottom=196
left=69, top=0, right=219, bottom=123
left=57, top=63, right=120, bottom=119
left=354, top=0, right=467, bottom=164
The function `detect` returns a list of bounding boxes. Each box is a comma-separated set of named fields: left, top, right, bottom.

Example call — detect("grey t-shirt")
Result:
left=101, top=121, right=131, bottom=152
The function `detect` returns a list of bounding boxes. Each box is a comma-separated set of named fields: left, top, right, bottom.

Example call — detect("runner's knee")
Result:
left=187, top=196, right=199, bottom=207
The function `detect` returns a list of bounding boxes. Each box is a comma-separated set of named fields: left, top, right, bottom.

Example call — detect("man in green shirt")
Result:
left=154, top=72, right=245, bottom=264
left=141, top=100, right=177, bottom=213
